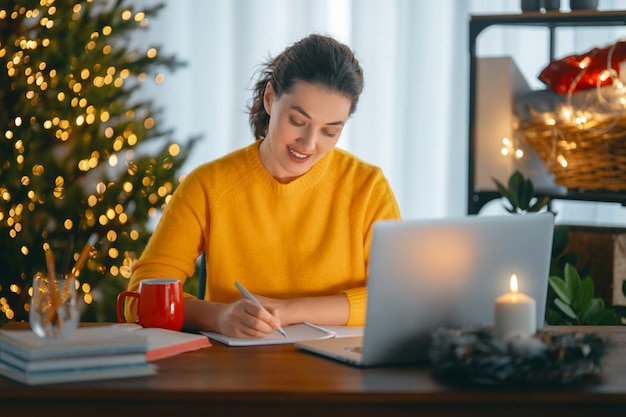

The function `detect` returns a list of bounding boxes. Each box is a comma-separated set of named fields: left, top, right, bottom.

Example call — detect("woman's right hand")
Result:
left=216, top=298, right=282, bottom=338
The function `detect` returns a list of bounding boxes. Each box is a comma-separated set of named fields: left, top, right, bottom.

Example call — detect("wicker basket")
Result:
left=519, top=115, right=626, bottom=191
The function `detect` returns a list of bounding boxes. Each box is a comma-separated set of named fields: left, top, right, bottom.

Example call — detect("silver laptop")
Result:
left=296, top=212, right=554, bottom=366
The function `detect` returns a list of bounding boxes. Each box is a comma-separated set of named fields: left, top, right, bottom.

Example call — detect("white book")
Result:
left=0, top=349, right=147, bottom=373
left=0, top=360, right=156, bottom=386
left=0, top=326, right=149, bottom=361
left=201, top=322, right=364, bottom=347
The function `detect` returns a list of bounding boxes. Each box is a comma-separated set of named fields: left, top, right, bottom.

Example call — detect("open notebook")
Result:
left=202, top=323, right=363, bottom=346
left=295, top=213, right=555, bottom=367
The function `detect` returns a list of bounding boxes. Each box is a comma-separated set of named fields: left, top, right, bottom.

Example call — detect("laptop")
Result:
left=295, top=212, right=555, bottom=366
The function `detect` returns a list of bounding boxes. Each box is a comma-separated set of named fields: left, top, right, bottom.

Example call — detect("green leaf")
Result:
left=564, top=263, right=581, bottom=299
left=508, top=172, right=523, bottom=208
left=552, top=225, right=571, bottom=253
left=585, top=308, right=621, bottom=325
left=529, top=195, right=550, bottom=212
left=545, top=308, right=564, bottom=325
left=574, top=276, right=595, bottom=311
left=584, top=310, right=604, bottom=325
left=492, top=178, right=517, bottom=212
left=549, top=275, right=571, bottom=304
left=519, top=178, right=534, bottom=210
left=554, top=298, right=578, bottom=320
left=508, top=171, right=522, bottom=188
left=581, top=298, right=604, bottom=323
left=493, top=177, right=507, bottom=196
left=516, top=183, right=528, bottom=211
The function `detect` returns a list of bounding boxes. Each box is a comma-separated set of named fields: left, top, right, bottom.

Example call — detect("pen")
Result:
left=303, top=321, right=337, bottom=337
left=69, top=233, right=99, bottom=279
left=234, top=281, right=288, bottom=338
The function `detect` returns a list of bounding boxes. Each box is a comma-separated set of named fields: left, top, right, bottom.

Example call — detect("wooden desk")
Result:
left=1, top=325, right=626, bottom=417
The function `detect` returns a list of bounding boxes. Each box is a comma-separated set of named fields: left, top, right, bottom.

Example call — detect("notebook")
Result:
left=202, top=323, right=363, bottom=346
left=295, top=212, right=555, bottom=367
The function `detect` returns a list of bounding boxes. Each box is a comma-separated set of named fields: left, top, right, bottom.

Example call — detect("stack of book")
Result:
left=0, top=324, right=211, bottom=385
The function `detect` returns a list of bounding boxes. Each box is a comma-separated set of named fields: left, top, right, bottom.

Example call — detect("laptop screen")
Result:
left=361, top=212, right=554, bottom=365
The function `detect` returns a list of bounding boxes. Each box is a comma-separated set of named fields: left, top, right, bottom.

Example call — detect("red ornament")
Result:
left=538, top=40, right=626, bottom=94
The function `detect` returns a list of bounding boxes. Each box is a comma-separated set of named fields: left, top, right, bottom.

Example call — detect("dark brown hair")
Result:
left=248, top=34, right=364, bottom=139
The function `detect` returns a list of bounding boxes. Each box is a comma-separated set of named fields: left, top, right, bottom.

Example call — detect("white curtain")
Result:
left=137, top=0, right=626, bottom=225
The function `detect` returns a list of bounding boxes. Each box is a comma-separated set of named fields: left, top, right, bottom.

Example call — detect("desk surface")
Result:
left=1, top=324, right=626, bottom=417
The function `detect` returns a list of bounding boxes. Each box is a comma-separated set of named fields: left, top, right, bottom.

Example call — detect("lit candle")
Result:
left=494, top=274, right=536, bottom=339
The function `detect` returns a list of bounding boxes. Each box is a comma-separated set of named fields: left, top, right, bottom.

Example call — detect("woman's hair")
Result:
left=248, top=34, right=364, bottom=139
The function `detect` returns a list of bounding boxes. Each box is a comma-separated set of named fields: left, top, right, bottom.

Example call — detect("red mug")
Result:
left=116, top=278, right=184, bottom=331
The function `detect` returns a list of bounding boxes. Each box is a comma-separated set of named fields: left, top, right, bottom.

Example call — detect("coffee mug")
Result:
left=116, top=278, right=184, bottom=331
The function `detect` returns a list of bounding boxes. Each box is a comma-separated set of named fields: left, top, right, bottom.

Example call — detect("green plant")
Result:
left=548, top=263, right=622, bottom=325
left=493, top=171, right=550, bottom=214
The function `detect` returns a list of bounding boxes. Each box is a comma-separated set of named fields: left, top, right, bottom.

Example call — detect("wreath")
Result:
left=429, top=326, right=608, bottom=385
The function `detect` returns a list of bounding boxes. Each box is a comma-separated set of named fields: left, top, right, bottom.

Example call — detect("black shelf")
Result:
left=471, top=190, right=626, bottom=215
left=467, top=10, right=626, bottom=214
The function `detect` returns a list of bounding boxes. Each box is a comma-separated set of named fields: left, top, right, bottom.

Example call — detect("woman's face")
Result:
left=259, top=81, right=352, bottom=183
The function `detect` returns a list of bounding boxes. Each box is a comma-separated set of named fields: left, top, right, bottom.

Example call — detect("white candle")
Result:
left=494, top=274, right=536, bottom=339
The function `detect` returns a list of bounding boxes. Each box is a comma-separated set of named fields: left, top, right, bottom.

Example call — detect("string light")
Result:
left=500, top=137, right=524, bottom=160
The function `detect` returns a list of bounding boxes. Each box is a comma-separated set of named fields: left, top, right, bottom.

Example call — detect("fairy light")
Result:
left=107, top=230, right=117, bottom=242
left=500, top=137, right=524, bottom=160
left=579, top=56, right=591, bottom=69
left=544, top=116, right=556, bottom=126
left=501, top=139, right=511, bottom=156
left=574, top=115, right=587, bottom=125
left=169, top=143, right=180, bottom=156
left=599, top=69, right=613, bottom=82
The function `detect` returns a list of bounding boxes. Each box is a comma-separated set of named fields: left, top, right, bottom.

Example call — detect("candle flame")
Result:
left=509, top=274, right=519, bottom=293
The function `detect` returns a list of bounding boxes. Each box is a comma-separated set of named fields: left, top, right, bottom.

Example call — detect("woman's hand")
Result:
left=182, top=292, right=349, bottom=335
left=252, top=294, right=350, bottom=327
left=252, top=295, right=295, bottom=324
left=216, top=297, right=282, bottom=338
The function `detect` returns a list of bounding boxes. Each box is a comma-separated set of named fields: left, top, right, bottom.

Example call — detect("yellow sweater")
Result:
left=126, top=141, right=400, bottom=325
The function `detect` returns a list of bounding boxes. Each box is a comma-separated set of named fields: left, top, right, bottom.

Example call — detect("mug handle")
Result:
left=116, top=291, right=139, bottom=323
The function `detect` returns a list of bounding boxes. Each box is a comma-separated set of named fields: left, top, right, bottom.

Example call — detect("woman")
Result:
left=125, top=34, right=400, bottom=337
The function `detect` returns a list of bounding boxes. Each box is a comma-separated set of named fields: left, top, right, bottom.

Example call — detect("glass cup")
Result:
left=29, top=272, right=80, bottom=339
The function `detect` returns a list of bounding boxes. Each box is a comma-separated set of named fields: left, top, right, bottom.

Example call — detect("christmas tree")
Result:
left=0, top=0, right=195, bottom=325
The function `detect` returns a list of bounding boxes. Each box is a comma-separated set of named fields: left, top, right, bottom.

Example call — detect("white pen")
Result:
left=234, top=281, right=288, bottom=338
